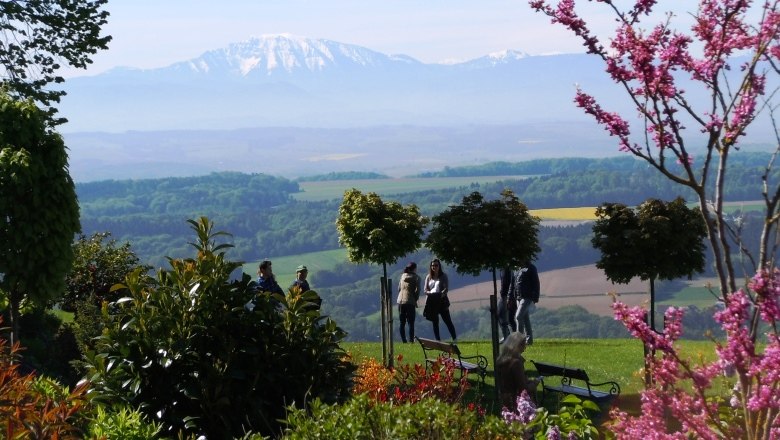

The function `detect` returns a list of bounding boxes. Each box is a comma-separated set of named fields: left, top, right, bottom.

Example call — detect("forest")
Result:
left=74, top=154, right=771, bottom=340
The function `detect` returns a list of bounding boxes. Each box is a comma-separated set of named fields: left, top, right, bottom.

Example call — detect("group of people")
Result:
left=255, top=259, right=311, bottom=294
left=396, top=258, right=541, bottom=346
left=498, top=261, right=540, bottom=346
left=396, top=258, right=457, bottom=343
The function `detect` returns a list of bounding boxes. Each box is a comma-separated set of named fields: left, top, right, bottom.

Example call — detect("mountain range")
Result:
left=57, top=34, right=776, bottom=182
left=58, top=34, right=627, bottom=133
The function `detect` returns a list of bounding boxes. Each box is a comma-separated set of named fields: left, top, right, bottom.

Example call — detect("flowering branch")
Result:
left=529, top=0, right=780, bottom=301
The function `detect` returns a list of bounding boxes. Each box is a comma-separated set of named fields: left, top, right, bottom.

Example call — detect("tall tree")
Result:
left=530, top=1, right=780, bottom=303
left=592, top=197, right=707, bottom=331
left=0, top=0, right=111, bottom=119
left=0, top=93, right=80, bottom=345
left=336, top=189, right=428, bottom=366
left=426, top=189, right=540, bottom=387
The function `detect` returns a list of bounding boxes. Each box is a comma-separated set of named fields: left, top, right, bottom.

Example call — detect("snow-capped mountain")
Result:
left=58, top=34, right=629, bottom=132
left=163, top=34, right=421, bottom=77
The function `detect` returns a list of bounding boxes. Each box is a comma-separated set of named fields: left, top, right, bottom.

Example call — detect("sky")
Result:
left=74, top=0, right=631, bottom=76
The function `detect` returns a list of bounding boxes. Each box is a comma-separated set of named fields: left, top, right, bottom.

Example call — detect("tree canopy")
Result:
left=426, top=189, right=540, bottom=276
left=0, top=0, right=111, bottom=119
left=0, top=93, right=80, bottom=343
left=336, top=188, right=428, bottom=269
left=592, top=197, right=707, bottom=284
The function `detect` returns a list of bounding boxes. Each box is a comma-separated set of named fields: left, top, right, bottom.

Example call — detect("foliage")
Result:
left=0, top=0, right=111, bottom=119
left=427, top=189, right=540, bottom=276
left=502, top=391, right=601, bottom=440
left=530, top=0, right=780, bottom=300
left=83, top=217, right=355, bottom=438
left=86, top=405, right=162, bottom=440
left=592, top=198, right=707, bottom=284
left=609, top=268, right=780, bottom=438
left=281, top=393, right=527, bottom=439
left=0, top=93, right=80, bottom=345
left=0, top=321, right=90, bottom=439
left=353, top=354, right=474, bottom=407
left=63, top=232, right=147, bottom=313
left=18, top=310, right=81, bottom=385
left=336, top=188, right=428, bottom=269
left=352, top=356, right=394, bottom=400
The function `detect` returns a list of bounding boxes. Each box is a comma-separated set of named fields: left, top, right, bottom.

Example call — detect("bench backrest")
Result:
left=531, top=360, right=590, bottom=382
left=416, top=337, right=462, bottom=356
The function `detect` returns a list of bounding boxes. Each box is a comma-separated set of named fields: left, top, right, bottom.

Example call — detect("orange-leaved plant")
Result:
left=0, top=318, right=89, bottom=439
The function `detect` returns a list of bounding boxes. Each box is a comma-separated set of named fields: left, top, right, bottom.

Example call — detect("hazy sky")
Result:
left=76, top=0, right=634, bottom=75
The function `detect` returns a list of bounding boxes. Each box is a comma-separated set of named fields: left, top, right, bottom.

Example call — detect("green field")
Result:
left=661, top=285, right=722, bottom=308
left=293, top=176, right=532, bottom=202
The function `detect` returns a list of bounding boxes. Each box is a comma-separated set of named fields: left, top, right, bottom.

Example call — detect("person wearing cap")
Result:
left=290, top=265, right=311, bottom=293
left=256, top=259, right=284, bottom=295
left=396, top=261, right=421, bottom=343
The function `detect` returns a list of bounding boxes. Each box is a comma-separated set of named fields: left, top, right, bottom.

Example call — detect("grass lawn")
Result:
left=343, top=338, right=724, bottom=418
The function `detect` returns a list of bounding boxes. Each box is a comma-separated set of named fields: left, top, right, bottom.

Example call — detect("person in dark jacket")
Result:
left=256, top=259, right=284, bottom=295
left=514, top=261, right=540, bottom=345
left=498, top=266, right=518, bottom=342
left=290, top=264, right=311, bottom=293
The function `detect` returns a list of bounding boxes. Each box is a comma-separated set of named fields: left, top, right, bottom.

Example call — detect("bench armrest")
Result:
left=459, top=354, right=489, bottom=370
left=588, top=380, right=621, bottom=395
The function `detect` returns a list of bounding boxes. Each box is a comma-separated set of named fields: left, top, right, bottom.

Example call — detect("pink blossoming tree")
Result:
left=530, top=0, right=780, bottom=299
left=530, top=0, right=780, bottom=437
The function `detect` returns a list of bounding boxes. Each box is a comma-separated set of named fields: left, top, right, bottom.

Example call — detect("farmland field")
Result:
left=447, top=265, right=649, bottom=316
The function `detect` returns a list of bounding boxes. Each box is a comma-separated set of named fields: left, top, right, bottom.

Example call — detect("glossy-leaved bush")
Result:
left=83, top=217, right=355, bottom=438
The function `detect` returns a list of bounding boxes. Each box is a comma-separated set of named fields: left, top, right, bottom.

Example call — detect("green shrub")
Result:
left=18, top=309, right=81, bottom=385
left=87, top=405, right=162, bottom=440
left=281, top=394, right=527, bottom=439
left=83, top=217, right=355, bottom=438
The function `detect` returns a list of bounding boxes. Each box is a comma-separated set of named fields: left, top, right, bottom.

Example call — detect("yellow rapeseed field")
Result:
left=530, top=206, right=597, bottom=220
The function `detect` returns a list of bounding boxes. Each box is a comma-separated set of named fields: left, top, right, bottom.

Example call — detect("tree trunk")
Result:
left=649, top=276, right=656, bottom=332
left=490, top=268, right=500, bottom=403
left=9, top=287, right=21, bottom=349
left=386, top=275, right=394, bottom=368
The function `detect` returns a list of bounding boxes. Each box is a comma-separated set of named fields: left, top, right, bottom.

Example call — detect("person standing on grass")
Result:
left=422, top=258, right=457, bottom=342
left=499, top=266, right=518, bottom=342
left=515, top=260, right=540, bottom=345
left=396, top=261, right=421, bottom=344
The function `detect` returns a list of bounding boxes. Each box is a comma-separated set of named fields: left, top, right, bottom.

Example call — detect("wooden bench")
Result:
left=530, top=360, right=620, bottom=402
left=415, top=337, right=488, bottom=383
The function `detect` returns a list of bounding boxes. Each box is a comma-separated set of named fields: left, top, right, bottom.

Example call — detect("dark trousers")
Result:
left=431, top=307, right=457, bottom=341
left=398, top=303, right=416, bottom=343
